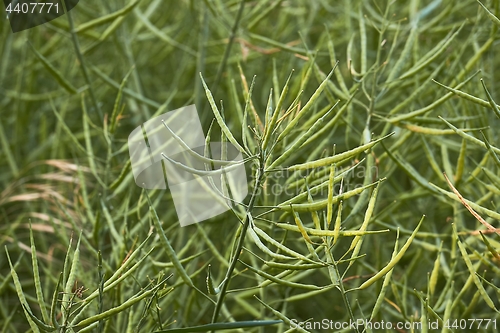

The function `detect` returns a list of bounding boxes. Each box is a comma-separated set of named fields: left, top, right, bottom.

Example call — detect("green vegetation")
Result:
left=1, top=0, right=500, bottom=332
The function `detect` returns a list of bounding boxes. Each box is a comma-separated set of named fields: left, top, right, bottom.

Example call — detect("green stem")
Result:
left=334, top=263, right=360, bottom=333
left=211, top=153, right=263, bottom=329
left=326, top=237, right=360, bottom=333
left=64, top=2, right=103, bottom=120
left=211, top=0, right=246, bottom=97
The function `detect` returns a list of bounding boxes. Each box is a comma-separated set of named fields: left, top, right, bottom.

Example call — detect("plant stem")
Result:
left=64, top=2, right=103, bottom=120
left=334, top=263, right=360, bottom=333
left=326, top=237, right=361, bottom=333
left=211, top=153, right=264, bottom=329
left=211, top=0, right=246, bottom=97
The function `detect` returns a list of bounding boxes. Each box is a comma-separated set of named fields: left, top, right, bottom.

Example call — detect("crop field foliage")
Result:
left=0, top=0, right=500, bottom=332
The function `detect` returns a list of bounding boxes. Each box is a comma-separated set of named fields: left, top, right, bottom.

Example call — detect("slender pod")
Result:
left=200, top=73, right=246, bottom=154
left=369, top=229, right=400, bottom=320
left=348, top=182, right=381, bottom=252
left=357, top=216, right=424, bottom=290
left=238, top=260, right=324, bottom=290
left=480, top=78, right=500, bottom=119
left=277, top=68, right=335, bottom=142
left=5, top=247, right=41, bottom=333
left=288, top=133, right=393, bottom=170
left=453, top=224, right=498, bottom=311
left=267, top=105, right=335, bottom=169
left=277, top=179, right=384, bottom=212
left=146, top=191, right=194, bottom=287
left=29, top=222, right=50, bottom=324
left=262, top=70, right=294, bottom=150
left=274, top=222, right=388, bottom=237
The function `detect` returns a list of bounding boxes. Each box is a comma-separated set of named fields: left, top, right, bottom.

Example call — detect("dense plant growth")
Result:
left=1, top=0, right=500, bottom=332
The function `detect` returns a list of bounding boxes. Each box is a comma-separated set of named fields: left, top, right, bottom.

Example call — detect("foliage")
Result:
left=1, top=0, right=500, bottom=332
